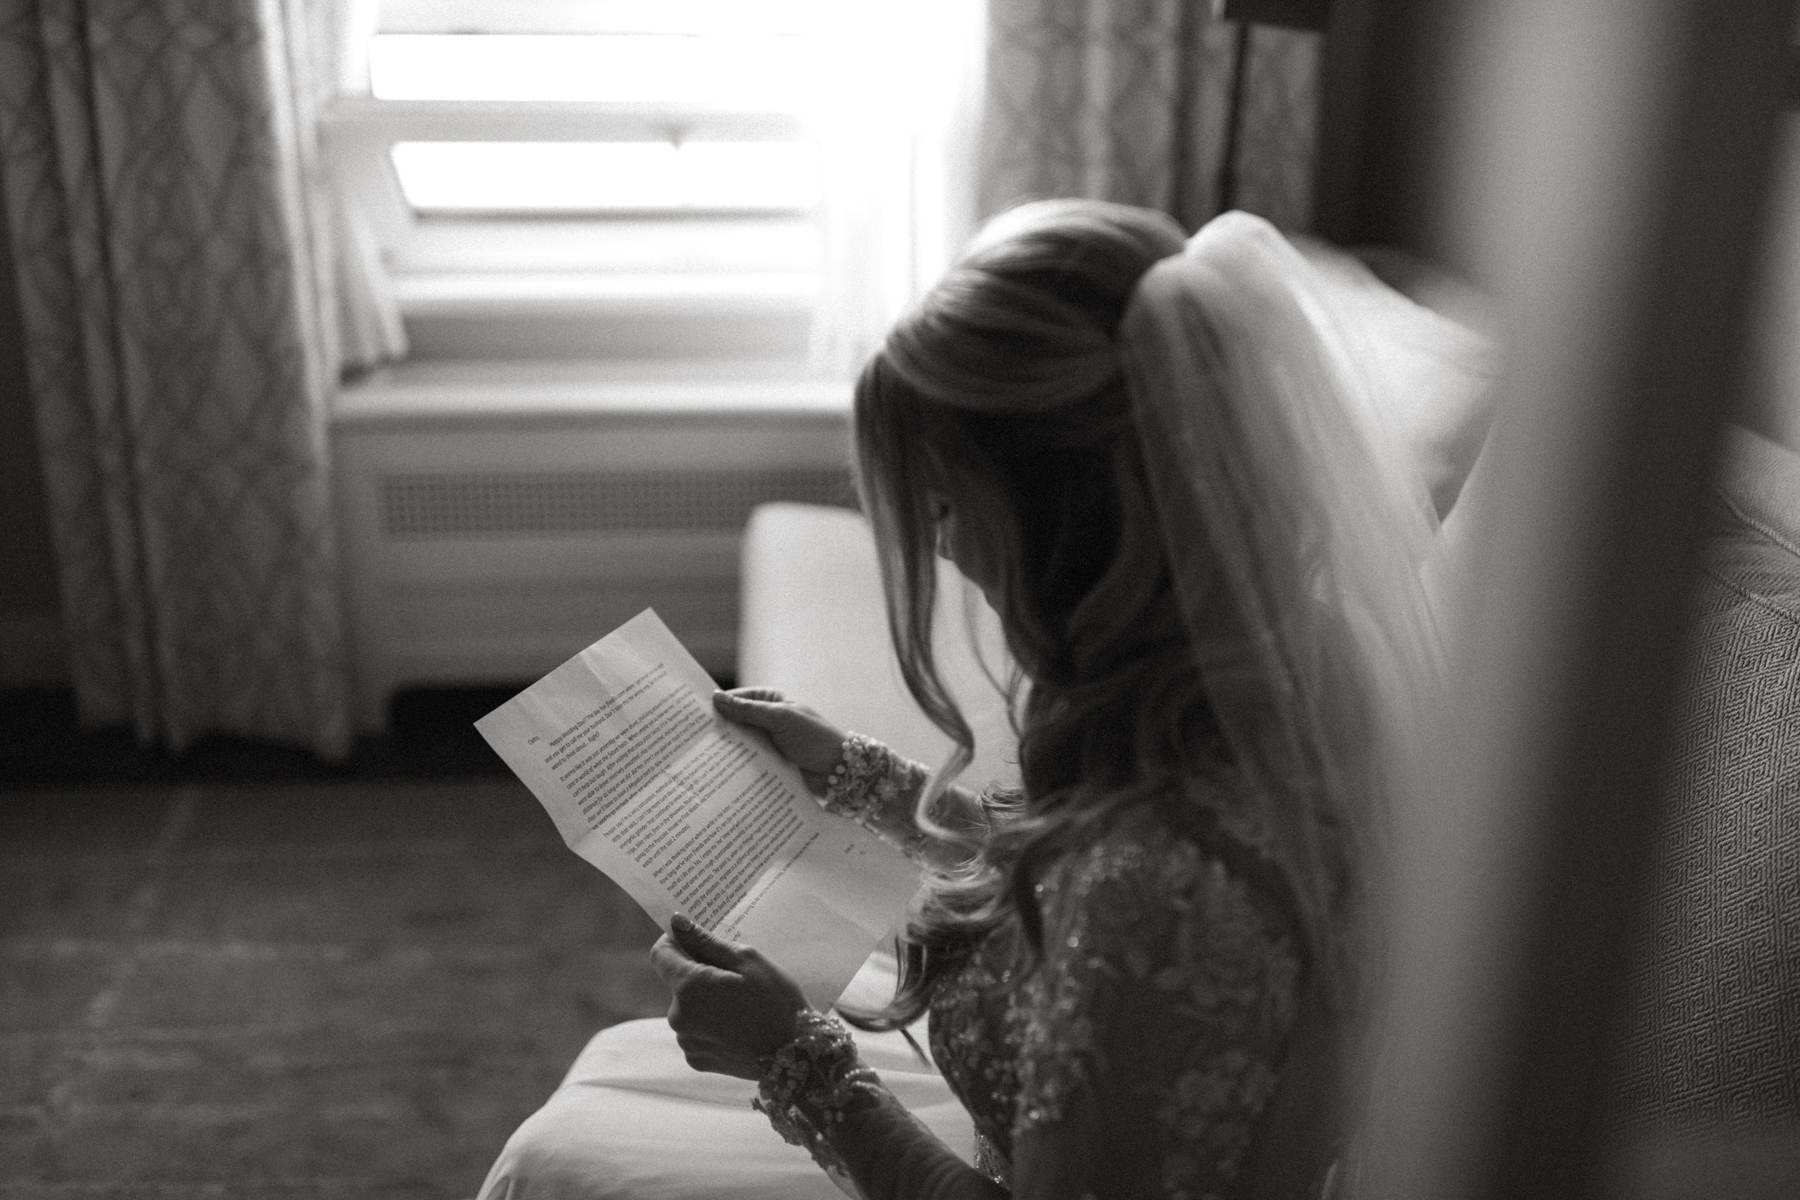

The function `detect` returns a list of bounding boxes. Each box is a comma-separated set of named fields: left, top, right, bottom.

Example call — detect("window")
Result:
left=324, top=0, right=831, bottom=362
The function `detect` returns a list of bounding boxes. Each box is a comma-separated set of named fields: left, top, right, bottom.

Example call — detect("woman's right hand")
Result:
left=712, top=688, right=847, bottom=796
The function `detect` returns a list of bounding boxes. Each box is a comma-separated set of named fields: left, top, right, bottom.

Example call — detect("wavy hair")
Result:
left=847, top=200, right=1275, bottom=1026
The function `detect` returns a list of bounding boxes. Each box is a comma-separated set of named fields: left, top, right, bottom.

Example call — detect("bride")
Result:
left=480, top=200, right=1495, bottom=1200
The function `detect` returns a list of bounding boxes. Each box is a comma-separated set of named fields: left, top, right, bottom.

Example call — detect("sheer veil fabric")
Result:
left=1120, top=212, right=1466, bottom=1011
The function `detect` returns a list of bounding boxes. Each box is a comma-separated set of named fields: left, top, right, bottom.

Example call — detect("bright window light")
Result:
left=369, top=33, right=813, bottom=107
left=390, top=142, right=821, bottom=212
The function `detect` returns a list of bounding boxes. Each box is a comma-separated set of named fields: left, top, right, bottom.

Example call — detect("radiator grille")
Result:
left=378, top=468, right=854, bottom=538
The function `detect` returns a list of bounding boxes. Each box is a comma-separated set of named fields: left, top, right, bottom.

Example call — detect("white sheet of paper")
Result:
left=475, top=609, right=922, bottom=1007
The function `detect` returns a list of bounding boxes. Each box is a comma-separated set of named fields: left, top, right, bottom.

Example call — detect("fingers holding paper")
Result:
left=712, top=689, right=847, bottom=796
left=651, top=914, right=813, bottom=1079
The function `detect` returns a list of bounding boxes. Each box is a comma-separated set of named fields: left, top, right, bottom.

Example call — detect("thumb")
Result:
left=670, top=914, right=745, bottom=971
left=712, top=691, right=793, bottom=738
left=726, top=687, right=786, bottom=704
left=714, top=689, right=784, bottom=714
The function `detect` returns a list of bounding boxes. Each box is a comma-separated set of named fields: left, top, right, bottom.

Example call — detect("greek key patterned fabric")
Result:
left=0, top=0, right=354, bottom=756
left=980, top=0, right=1318, bottom=231
left=1613, top=428, right=1800, bottom=1131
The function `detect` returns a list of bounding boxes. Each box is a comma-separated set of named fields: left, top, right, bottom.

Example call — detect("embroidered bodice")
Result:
left=760, top=735, right=1308, bottom=1200
left=926, top=811, right=1304, bottom=1197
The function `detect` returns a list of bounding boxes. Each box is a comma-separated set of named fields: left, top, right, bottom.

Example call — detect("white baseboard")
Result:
left=0, top=612, right=67, bottom=686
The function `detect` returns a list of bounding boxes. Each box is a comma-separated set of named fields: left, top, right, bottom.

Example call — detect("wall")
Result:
left=1313, top=0, right=1458, bottom=258
left=1751, top=113, right=1800, bottom=452
left=0, top=171, right=67, bottom=685
left=1314, top=4, right=1800, bottom=448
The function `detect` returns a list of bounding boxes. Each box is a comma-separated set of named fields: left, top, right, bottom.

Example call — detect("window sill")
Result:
left=392, top=269, right=817, bottom=313
left=391, top=270, right=818, bottom=361
left=333, top=358, right=853, bottom=427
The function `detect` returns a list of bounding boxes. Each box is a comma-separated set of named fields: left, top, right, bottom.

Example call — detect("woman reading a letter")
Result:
left=484, top=200, right=1493, bottom=1200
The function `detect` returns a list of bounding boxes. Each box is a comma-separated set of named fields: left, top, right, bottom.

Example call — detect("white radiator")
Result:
left=332, top=364, right=854, bottom=731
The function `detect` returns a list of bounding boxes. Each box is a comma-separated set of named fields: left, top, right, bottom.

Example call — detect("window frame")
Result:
left=322, top=0, right=829, bottom=364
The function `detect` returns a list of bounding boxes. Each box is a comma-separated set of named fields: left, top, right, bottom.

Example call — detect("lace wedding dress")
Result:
left=479, top=210, right=1488, bottom=1200
left=480, top=736, right=1305, bottom=1200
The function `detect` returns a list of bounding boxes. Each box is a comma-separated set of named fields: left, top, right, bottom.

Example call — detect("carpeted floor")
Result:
left=1, top=707, right=670, bottom=1198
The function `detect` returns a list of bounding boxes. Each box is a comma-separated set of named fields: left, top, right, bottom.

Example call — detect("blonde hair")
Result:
left=849, top=200, right=1287, bottom=1024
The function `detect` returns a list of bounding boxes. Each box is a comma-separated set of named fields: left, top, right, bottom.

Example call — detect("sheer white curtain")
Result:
left=808, top=1, right=1320, bottom=376
left=320, top=0, right=408, bottom=372
left=808, top=2, right=988, bottom=375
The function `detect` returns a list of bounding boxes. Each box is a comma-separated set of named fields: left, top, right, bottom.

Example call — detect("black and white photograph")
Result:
left=2, top=2, right=1796, bottom=1197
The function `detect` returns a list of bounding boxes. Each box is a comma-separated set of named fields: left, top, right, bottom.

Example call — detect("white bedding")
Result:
left=479, top=503, right=1001, bottom=1199
left=477, top=956, right=976, bottom=1200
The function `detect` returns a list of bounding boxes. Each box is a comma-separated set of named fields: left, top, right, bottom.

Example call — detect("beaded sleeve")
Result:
left=822, top=732, right=1003, bottom=867
left=821, top=733, right=936, bottom=859
left=754, top=1010, right=887, bottom=1178
left=754, top=1010, right=1007, bottom=1200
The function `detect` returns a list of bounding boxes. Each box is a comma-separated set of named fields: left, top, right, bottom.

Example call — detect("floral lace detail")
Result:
left=928, top=924, right=1026, bottom=1185
left=930, top=807, right=1304, bottom=1200
left=823, top=732, right=917, bottom=818
left=822, top=732, right=934, bottom=858
left=753, top=1010, right=885, bottom=1177
left=971, top=1131, right=1011, bottom=1188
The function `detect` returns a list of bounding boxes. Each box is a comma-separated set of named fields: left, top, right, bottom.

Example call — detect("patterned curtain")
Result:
left=0, top=0, right=355, bottom=757
left=980, top=0, right=1319, bottom=231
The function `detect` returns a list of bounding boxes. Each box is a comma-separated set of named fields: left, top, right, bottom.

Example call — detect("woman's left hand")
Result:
left=649, top=915, right=812, bottom=1080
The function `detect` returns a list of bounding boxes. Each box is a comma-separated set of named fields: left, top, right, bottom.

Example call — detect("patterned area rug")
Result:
left=1, top=780, right=667, bottom=1198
